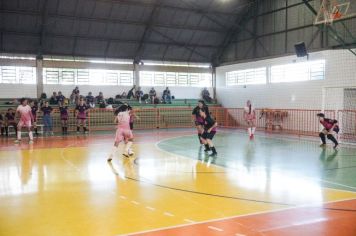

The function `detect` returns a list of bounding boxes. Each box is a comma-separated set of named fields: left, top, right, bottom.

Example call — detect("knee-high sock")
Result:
left=211, top=146, right=217, bottom=154
left=319, top=132, right=326, bottom=144
left=29, top=131, right=33, bottom=140
left=252, top=127, right=256, bottom=134
left=248, top=128, right=252, bottom=136
left=17, top=130, right=21, bottom=140
left=125, top=141, right=133, bottom=153
left=327, top=134, right=338, bottom=145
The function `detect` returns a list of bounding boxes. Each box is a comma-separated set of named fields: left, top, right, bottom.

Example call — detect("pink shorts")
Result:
left=246, top=114, right=256, bottom=121
left=115, top=128, right=133, bottom=143
left=18, top=120, right=32, bottom=128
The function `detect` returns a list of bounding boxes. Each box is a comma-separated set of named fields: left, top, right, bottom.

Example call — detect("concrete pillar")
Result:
left=133, top=63, right=140, bottom=87
left=212, top=67, right=217, bottom=100
left=36, top=57, right=44, bottom=99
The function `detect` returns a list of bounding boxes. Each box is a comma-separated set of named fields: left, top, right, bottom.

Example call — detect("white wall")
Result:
left=216, top=49, right=356, bottom=110
left=0, top=84, right=37, bottom=98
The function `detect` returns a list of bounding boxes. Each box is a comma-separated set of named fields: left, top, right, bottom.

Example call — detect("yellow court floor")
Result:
left=0, top=129, right=356, bottom=236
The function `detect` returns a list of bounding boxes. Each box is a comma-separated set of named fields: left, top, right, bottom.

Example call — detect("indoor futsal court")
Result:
left=1, top=0, right=356, bottom=236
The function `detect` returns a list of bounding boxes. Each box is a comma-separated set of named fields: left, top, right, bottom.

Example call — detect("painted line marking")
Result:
left=131, top=200, right=140, bottom=205
left=120, top=195, right=127, bottom=199
left=208, top=226, right=223, bottom=232
left=184, top=219, right=195, bottom=223
left=235, top=234, right=246, bottom=236
left=163, top=212, right=174, bottom=217
left=146, top=206, right=156, bottom=211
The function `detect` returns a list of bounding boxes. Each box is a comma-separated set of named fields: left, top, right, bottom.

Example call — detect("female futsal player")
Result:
left=317, top=113, right=339, bottom=149
left=59, top=102, right=69, bottom=135
left=30, top=100, right=39, bottom=136
left=243, top=100, right=256, bottom=140
left=15, top=98, right=34, bottom=144
left=199, top=108, right=217, bottom=156
left=75, top=98, right=89, bottom=134
left=192, top=100, right=209, bottom=144
left=107, top=104, right=134, bottom=162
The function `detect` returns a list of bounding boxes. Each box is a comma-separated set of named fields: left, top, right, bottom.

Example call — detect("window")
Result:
left=226, top=67, right=267, bottom=86
left=0, top=66, right=36, bottom=84
left=43, top=68, right=134, bottom=86
left=270, top=60, right=325, bottom=83
left=139, top=71, right=212, bottom=87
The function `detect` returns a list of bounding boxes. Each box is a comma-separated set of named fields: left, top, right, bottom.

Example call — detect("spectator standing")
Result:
left=86, top=92, right=95, bottom=108
left=127, top=85, right=136, bottom=99
left=57, top=91, right=65, bottom=106
left=149, top=87, right=156, bottom=104
left=162, top=87, right=172, bottom=104
left=49, top=92, right=58, bottom=105
left=202, top=87, right=212, bottom=103
left=135, top=87, right=144, bottom=103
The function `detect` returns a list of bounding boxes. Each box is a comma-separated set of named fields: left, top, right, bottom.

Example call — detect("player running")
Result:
left=107, top=105, right=134, bottom=162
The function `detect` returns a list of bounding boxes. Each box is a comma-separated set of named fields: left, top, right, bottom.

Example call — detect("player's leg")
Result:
left=15, top=121, right=23, bottom=143
left=27, top=121, right=33, bottom=143
left=251, top=119, right=256, bottom=137
left=207, top=132, right=217, bottom=156
left=76, top=119, right=81, bottom=133
left=123, top=131, right=134, bottom=157
left=82, top=119, right=88, bottom=133
left=108, top=129, right=123, bottom=162
left=319, top=129, right=327, bottom=147
left=246, top=120, right=252, bottom=137
left=327, top=131, right=339, bottom=149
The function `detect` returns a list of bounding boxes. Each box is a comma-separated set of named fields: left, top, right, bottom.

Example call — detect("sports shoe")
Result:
left=107, top=157, right=112, bottom=162
left=14, top=139, right=21, bottom=144
left=333, top=144, right=339, bottom=150
left=128, top=151, right=135, bottom=156
left=209, top=152, right=217, bottom=157
left=29, top=140, right=34, bottom=144
left=320, top=144, right=326, bottom=148
left=122, top=153, right=130, bottom=158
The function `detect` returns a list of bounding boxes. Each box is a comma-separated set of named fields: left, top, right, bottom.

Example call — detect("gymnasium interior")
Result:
left=1, top=0, right=356, bottom=235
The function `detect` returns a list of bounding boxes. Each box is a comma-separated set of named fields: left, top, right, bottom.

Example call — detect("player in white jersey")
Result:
left=243, top=100, right=256, bottom=140
left=107, top=105, right=134, bottom=162
left=15, top=98, right=34, bottom=144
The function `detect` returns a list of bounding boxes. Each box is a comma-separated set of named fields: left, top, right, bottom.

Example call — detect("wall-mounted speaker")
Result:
left=294, top=42, right=308, bottom=57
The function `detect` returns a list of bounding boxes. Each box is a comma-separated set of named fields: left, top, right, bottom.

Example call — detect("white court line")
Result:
left=146, top=206, right=156, bottom=211
left=120, top=195, right=127, bottom=199
left=131, top=201, right=140, bottom=205
left=163, top=212, right=174, bottom=217
left=184, top=219, right=195, bottom=223
left=120, top=195, right=356, bottom=236
left=235, top=234, right=246, bottom=236
left=208, top=226, right=223, bottom=232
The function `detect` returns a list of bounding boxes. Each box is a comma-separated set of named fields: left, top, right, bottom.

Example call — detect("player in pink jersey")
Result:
left=15, top=98, right=34, bottom=144
left=243, top=100, right=257, bottom=140
left=107, top=105, right=134, bottom=162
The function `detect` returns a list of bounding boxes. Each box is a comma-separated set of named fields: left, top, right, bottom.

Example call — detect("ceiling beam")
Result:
left=212, top=1, right=259, bottom=66
left=1, top=9, right=226, bottom=33
left=38, top=0, right=49, bottom=57
left=134, top=0, right=162, bottom=62
left=2, top=30, right=220, bottom=49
